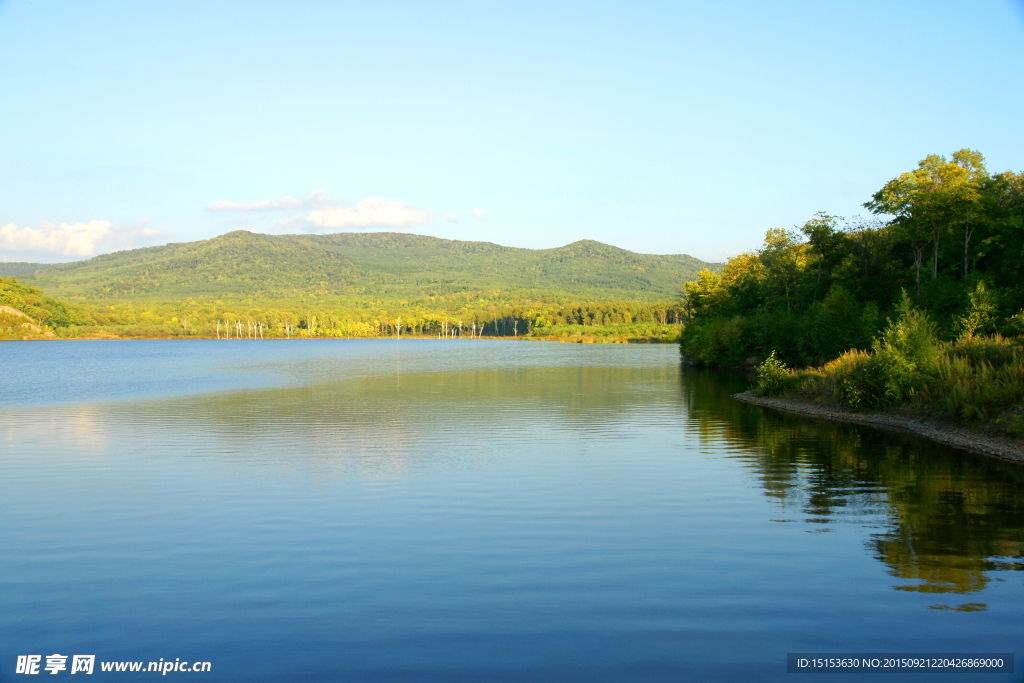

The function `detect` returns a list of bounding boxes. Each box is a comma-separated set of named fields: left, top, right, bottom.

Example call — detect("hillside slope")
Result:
left=21, top=231, right=717, bottom=304
left=0, top=276, right=90, bottom=329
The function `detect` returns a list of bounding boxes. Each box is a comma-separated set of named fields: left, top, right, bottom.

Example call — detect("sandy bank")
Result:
left=732, top=390, right=1024, bottom=464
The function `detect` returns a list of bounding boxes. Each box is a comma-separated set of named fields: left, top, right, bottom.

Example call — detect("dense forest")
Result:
left=680, top=149, right=1024, bottom=436
left=681, top=149, right=1023, bottom=367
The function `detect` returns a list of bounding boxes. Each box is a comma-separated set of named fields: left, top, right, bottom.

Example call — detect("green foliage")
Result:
left=1008, top=310, right=1024, bottom=341
left=0, top=276, right=90, bottom=330
left=682, top=268, right=724, bottom=318
left=680, top=287, right=880, bottom=368
left=957, top=281, right=998, bottom=338
left=837, top=291, right=938, bottom=409
left=530, top=321, right=681, bottom=342
left=786, top=327, right=1024, bottom=438
left=875, top=290, right=940, bottom=372
left=757, top=351, right=790, bottom=396
left=681, top=316, right=752, bottom=365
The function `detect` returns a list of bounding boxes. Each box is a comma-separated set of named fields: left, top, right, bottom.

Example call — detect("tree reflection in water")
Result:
left=679, top=364, right=1024, bottom=610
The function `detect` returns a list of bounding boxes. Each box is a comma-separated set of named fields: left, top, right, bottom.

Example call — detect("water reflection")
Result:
left=680, top=365, right=1024, bottom=608
left=0, top=352, right=697, bottom=549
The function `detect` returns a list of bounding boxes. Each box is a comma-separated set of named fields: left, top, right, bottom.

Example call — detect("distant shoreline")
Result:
left=732, top=390, right=1024, bottom=464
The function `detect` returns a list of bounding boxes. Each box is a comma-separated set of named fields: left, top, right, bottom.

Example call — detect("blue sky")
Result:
left=1, top=0, right=1022, bottom=262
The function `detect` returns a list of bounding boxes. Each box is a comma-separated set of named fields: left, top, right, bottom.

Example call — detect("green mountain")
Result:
left=18, top=231, right=717, bottom=305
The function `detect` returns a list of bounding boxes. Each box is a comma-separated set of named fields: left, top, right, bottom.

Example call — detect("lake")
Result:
left=2, top=340, right=1022, bottom=681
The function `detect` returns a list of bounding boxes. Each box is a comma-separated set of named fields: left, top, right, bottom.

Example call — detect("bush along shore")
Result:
left=737, top=291, right=1024, bottom=461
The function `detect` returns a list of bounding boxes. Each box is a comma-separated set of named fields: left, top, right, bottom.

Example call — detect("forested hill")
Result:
left=16, top=231, right=716, bottom=304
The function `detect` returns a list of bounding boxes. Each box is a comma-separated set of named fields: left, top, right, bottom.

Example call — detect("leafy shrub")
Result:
left=1006, top=310, right=1024, bottom=343
left=757, top=351, right=790, bottom=395
left=957, top=281, right=998, bottom=339
left=874, top=290, right=939, bottom=373
left=838, top=291, right=935, bottom=409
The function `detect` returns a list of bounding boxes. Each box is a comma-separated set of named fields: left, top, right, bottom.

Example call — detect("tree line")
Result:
left=0, top=276, right=684, bottom=340
left=681, top=149, right=1024, bottom=367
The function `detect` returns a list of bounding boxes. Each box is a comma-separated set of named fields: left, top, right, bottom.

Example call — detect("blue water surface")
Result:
left=1, top=340, right=1022, bottom=681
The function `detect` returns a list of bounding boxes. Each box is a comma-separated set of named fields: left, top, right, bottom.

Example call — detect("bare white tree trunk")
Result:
left=396, top=316, right=401, bottom=340
left=217, top=320, right=220, bottom=339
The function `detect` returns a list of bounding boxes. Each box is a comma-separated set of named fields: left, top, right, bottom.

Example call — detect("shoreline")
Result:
left=732, top=390, right=1024, bottom=464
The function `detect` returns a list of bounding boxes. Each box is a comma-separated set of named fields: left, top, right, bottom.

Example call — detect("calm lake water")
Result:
left=2, top=340, right=1022, bottom=681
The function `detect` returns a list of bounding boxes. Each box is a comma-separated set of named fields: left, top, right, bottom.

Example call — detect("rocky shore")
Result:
left=732, top=390, right=1024, bottom=464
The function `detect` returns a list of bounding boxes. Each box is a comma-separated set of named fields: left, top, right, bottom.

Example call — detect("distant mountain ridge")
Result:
left=0, top=262, right=51, bottom=278
left=12, top=231, right=718, bottom=304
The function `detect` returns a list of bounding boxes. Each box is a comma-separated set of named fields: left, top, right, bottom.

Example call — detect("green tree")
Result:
left=949, top=149, right=989, bottom=278
left=867, top=161, right=944, bottom=299
left=682, top=268, right=725, bottom=319
left=758, top=228, right=803, bottom=311
left=800, top=212, right=845, bottom=305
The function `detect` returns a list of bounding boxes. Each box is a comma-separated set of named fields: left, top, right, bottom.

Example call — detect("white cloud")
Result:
left=473, top=208, right=485, bottom=219
left=1, top=220, right=112, bottom=256
left=210, top=190, right=433, bottom=232
left=288, top=196, right=430, bottom=230
left=0, top=219, right=167, bottom=259
left=207, top=189, right=341, bottom=213
left=446, top=211, right=460, bottom=224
